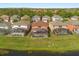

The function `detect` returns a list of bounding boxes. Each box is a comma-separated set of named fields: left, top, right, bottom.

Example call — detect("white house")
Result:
left=51, top=15, right=63, bottom=21
left=42, top=15, right=50, bottom=22
left=71, top=16, right=79, bottom=21
left=32, top=15, right=41, bottom=22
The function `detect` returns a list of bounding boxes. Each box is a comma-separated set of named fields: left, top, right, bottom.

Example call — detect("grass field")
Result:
left=0, top=34, right=79, bottom=52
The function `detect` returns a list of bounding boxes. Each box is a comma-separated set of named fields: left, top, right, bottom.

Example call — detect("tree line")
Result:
left=0, top=8, right=79, bottom=18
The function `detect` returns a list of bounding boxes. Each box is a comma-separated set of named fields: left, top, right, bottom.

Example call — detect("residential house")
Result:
left=51, top=15, right=63, bottom=21
left=53, top=28, right=72, bottom=35
left=42, top=15, right=50, bottom=22
left=10, top=21, right=30, bottom=36
left=31, top=21, right=49, bottom=38
left=10, top=15, right=21, bottom=24
left=32, top=15, right=41, bottom=22
left=66, top=20, right=79, bottom=33
left=49, top=21, right=67, bottom=32
left=0, top=22, right=11, bottom=35
left=21, top=15, right=30, bottom=21
left=0, top=15, right=10, bottom=22
left=70, top=16, right=79, bottom=21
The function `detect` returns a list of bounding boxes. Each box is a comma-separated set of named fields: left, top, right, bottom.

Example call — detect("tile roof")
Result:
left=32, top=21, right=49, bottom=27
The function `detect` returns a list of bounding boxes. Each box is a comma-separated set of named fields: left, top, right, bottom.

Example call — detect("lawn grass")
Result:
left=0, top=34, right=79, bottom=52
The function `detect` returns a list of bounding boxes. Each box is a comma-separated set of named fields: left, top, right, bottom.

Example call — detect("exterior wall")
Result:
left=31, top=32, right=48, bottom=38
left=49, top=23, right=54, bottom=32
left=49, top=23, right=67, bottom=32
left=4, top=20, right=9, bottom=22
left=42, top=18, right=48, bottom=22
left=12, top=25, right=27, bottom=29
left=32, top=17, right=40, bottom=22
left=11, top=33, right=25, bottom=37
left=10, top=20, right=13, bottom=24
left=52, top=17, right=63, bottom=21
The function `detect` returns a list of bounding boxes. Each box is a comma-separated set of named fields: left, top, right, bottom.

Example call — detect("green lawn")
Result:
left=0, top=34, right=79, bottom=52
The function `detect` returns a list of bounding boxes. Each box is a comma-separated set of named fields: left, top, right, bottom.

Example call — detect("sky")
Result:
left=0, top=3, right=79, bottom=8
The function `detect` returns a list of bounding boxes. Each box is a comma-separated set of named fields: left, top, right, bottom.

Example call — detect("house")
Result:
left=21, top=15, right=30, bottom=21
left=32, top=15, right=41, bottom=22
left=10, top=15, right=21, bottom=24
left=70, top=16, right=79, bottom=21
left=66, top=20, right=79, bottom=32
left=0, top=15, right=10, bottom=22
left=0, top=22, right=10, bottom=35
left=42, top=15, right=50, bottom=22
left=53, top=28, right=72, bottom=35
left=51, top=15, right=63, bottom=21
left=31, top=21, right=49, bottom=38
left=10, top=21, right=30, bottom=36
left=49, top=21, right=67, bottom=32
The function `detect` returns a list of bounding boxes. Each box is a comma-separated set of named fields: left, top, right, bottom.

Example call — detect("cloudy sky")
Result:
left=0, top=3, right=79, bottom=8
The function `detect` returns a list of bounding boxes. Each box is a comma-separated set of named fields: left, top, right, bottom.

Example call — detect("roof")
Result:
left=32, top=21, right=49, bottom=27
left=66, top=20, right=79, bottom=25
left=52, top=15, right=62, bottom=18
left=32, top=15, right=40, bottom=19
left=0, top=15, right=10, bottom=20
left=32, top=15, right=41, bottom=21
left=42, top=15, right=50, bottom=18
left=21, top=15, right=30, bottom=20
left=42, top=15, right=50, bottom=21
left=49, top=21, right=67, bottom=26
left=71, top=16, right=79, bottom=19
left=12, top=21, right=30, bottom=26
left=0, top=15, right=9, bottom=18
left=10, top=15, right=20, bottom=20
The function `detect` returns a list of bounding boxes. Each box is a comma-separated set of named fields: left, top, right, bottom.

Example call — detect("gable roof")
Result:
left=52, top=15, right=62, bottom=18
left=32, top=15, right=41, bottom=21
left=21, top=15, right=30, bottom=20
left=0, top=15, right=10, bottom=20
left=32, top=21, right=49, bottom=27
left=42, top=15, right=50, bottom=20
left=71, top=16, right=79, bottom=19
left=49, top=21, right=67, bottom=26
left=10, top=15, right=20, bottom=20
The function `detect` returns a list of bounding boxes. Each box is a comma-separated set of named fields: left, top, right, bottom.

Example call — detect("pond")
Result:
left=0, top=49, right=79, bottom=56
